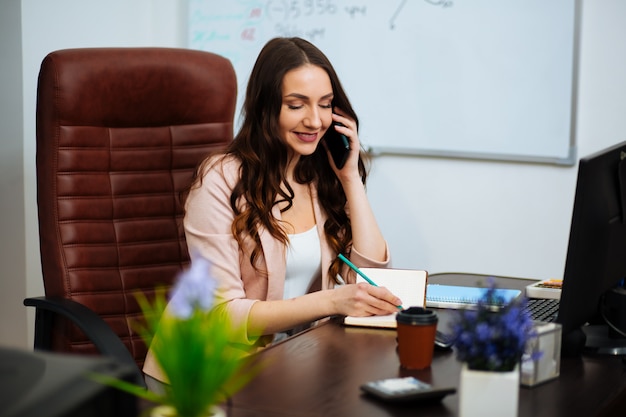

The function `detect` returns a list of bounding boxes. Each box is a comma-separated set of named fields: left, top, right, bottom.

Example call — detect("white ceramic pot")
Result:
left=459, top=363, right=519, bottom=417
left=150, top=404, right=226, bottom=417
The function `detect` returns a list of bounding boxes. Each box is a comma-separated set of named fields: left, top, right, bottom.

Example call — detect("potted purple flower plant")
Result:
left=450, top=283, right=535, bottom=372
left=449, top=280, right=538, bottom=417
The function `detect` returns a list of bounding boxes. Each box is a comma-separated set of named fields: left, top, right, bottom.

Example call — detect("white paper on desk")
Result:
left=343, top=268, right=428, bottom=328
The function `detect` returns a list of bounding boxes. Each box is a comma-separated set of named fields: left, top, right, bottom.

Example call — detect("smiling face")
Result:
left=279, top=64, right=333, bottom=162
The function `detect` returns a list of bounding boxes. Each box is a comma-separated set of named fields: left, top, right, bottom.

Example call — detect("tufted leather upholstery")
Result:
left=32, top=47, right=236, bottom=369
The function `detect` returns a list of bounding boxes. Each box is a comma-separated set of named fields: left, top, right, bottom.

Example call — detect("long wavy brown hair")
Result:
left=189, top=37, right=369, bottom=283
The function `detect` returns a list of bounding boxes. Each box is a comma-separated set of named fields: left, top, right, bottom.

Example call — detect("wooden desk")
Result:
left=227, top=274, right=626, bottom=417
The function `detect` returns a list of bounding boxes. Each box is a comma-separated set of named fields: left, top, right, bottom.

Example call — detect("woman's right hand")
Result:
left=330, top=283, right=403, bottom=317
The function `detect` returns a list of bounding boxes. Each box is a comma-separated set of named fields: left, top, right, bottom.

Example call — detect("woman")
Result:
left=143, top=37, right=401, bottom=385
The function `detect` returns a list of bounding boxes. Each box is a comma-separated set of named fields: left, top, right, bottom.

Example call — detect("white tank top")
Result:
left=284, top=225, right=321, bottom=300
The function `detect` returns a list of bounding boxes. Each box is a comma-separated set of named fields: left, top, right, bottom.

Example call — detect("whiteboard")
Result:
left=188, top=0, right=579, bottom=165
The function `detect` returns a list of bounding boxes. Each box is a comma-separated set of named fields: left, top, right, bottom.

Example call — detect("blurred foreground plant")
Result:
left=91, top=255, right=259, bottom=417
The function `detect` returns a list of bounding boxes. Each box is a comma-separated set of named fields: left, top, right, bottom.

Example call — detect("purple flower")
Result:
left=168, top=255, right=217, bottom=319
left=448, top=279, right=538, bottom=372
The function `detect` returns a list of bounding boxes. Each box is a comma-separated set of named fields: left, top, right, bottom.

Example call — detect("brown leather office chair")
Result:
left=24, top=47, right=237, bottom=385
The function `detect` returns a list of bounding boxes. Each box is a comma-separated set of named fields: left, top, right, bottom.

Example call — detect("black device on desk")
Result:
left=1, top=347, right=136, bottom=417
left=548, top=141, right=626, bottom=356
left=434, top=330, right=453, bottom=350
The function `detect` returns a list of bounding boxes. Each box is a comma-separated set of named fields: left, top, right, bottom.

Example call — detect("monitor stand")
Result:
left=583, top=324, right=626, bottom=356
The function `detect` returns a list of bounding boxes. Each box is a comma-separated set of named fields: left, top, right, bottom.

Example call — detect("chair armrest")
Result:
left=23, top=296, right=145, bottom=387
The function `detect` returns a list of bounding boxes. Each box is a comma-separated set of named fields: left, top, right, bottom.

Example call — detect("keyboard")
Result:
left=526, top=298, right=560, bottom=322
left=434, top=299, right=559, bottom=350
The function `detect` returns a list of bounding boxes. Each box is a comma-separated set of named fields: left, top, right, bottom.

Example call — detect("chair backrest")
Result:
left=35, top=47, right=236, bottom=368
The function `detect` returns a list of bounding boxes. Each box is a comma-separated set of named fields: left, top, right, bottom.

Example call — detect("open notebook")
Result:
left=343, top=268, right=428, bottom=328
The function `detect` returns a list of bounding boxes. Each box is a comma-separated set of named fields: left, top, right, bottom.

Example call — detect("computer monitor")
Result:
left=557, top=141, right=626, bottom=356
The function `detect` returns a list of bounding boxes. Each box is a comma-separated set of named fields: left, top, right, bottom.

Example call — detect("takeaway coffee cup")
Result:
left=396, top=307, right=438, bottom=370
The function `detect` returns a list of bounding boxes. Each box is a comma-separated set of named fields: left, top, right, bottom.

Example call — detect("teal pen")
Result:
left=338, top=253, right=378, bottom=286
left=337, top=254, right=403, bottom=309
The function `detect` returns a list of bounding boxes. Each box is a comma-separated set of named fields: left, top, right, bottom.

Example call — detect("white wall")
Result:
left=1, top=0, right=625, bottom=349
left=0, top=0, right=26, bottom=348
left=370, top=0, right=626, bottom=279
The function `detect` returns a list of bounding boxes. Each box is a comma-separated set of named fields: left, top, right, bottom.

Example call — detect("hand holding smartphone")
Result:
left=324, top=121, right=350, bottom=169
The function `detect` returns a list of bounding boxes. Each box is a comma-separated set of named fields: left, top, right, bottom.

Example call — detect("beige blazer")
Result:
left=143, top=156, right=390, bottom=381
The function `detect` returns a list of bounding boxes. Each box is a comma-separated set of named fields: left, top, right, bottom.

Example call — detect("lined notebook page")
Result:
left=343, top=268, right=428, bottom=328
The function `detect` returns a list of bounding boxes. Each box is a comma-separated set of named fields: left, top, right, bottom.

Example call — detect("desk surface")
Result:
left=227, top=273, right=626, bottom=417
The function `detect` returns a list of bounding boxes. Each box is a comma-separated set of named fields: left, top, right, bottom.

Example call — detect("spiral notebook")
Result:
left=425, top=284, right=521, bottom=310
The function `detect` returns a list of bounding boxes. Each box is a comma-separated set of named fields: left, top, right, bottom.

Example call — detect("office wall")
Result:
left=0, top=0, right=26, bottom=348
left=376, top=0, right=626, bottom=278
left=1, top=0, right=625, bottom=349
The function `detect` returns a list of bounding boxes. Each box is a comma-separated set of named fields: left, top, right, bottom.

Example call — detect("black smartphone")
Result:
left=435, top=330, right=454, bottom=350
left=324, top=122, right=350, bottom=169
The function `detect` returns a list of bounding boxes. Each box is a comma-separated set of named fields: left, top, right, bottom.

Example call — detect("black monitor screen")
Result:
left=557, top=141, right=626, bottom=356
